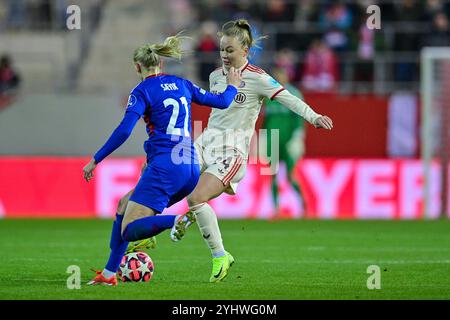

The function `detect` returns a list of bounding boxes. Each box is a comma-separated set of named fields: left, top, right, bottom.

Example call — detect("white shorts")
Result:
left=194, top=142, right=247, bottom=195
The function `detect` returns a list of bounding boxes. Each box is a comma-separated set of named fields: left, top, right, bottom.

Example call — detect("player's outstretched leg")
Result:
left=121, top=204, right=178, bottom=242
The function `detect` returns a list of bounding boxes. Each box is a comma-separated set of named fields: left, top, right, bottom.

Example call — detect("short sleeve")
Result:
left=257, top=73, right=285, bottom=100
left=125, top=87, right=147, bottom=116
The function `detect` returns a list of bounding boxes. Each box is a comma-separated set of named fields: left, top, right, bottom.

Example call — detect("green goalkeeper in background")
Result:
left=263, top=67, right=305, bottom=219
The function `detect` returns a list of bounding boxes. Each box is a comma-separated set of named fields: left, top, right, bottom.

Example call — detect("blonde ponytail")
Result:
left=133, top=32, right=190, bottom=69
left=218, top=19, right=267, bottom=50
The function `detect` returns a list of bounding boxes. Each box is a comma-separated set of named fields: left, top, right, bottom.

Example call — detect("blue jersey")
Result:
left=128, top=74, right=211, bottom=152
left=93, top=74, right=237, bottom=163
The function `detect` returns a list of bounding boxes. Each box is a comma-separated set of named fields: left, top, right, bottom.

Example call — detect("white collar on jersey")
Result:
left=222, top=60, right=249, bottom=76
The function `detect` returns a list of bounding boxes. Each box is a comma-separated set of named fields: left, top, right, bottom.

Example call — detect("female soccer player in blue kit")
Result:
left=82, top=34, right=241, bottom=286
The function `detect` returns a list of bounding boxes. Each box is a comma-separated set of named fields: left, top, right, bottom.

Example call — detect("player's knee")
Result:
left=187, top=193, right=208, bottom=207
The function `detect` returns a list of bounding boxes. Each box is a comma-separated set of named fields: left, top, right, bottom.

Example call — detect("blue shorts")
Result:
left=129, top=151, right=200, bottom=213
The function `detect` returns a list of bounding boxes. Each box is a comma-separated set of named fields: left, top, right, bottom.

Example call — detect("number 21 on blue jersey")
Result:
left=163, top=96, right=189, bottom=137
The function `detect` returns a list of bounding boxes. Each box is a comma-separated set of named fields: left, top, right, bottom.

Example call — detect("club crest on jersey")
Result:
left=234, top=92, right=246, bottom=104
left=127, top=94, right=137, bottom=108
left=238, top=81, right=246, bottom=88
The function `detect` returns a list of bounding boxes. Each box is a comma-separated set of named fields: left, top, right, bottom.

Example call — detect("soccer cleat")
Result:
left=209, top=251, right=235, bottom=283
left=125, top=236, right=157, bottom=254
left=87, top=269, right=118, bottom=286
left=170, top=211, right=196, bottom=242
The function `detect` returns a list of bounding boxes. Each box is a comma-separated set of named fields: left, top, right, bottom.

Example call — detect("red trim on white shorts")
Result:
left=222, top=156, right=243, bottom=186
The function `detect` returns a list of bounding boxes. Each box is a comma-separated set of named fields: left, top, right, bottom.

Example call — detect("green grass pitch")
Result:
left=0, top=219, right=449, bottom=299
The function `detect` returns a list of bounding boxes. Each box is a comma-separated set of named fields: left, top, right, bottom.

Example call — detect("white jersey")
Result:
left=196, top=61, right=322, bottom=159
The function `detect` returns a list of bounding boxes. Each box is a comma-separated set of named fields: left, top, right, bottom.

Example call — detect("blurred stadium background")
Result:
left=0, top=0, right=449, bottom=220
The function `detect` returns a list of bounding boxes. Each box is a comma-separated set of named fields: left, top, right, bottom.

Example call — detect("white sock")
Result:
left=102, top=269, right=115, bottom=279
left=190, top=203, right=225, bottom=257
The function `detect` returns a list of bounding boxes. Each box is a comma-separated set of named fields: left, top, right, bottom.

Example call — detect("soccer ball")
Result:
left=118, top=251, right=154, bottom=282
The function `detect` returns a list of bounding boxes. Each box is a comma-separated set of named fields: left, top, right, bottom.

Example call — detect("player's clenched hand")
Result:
left=314, top=115, right=333, bottom=130
left=83, top=158, right=97, bottom=182
left=226, top=67, right=242, bottom=88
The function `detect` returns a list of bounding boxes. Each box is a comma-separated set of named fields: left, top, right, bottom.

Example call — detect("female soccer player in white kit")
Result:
left=171, top=19, right=334, bottom=282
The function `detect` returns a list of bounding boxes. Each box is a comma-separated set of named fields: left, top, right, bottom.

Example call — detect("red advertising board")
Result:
left=0, top=157, right=448, bottom=219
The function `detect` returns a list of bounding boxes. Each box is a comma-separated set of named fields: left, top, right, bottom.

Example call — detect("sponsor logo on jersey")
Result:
left=269, top=77, right=281, bottom=87
left=234, top=92, right=246, bottom=104
left=193, top=84, right=206, bottom=94
left=127, top=94, right=137, bottom=108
